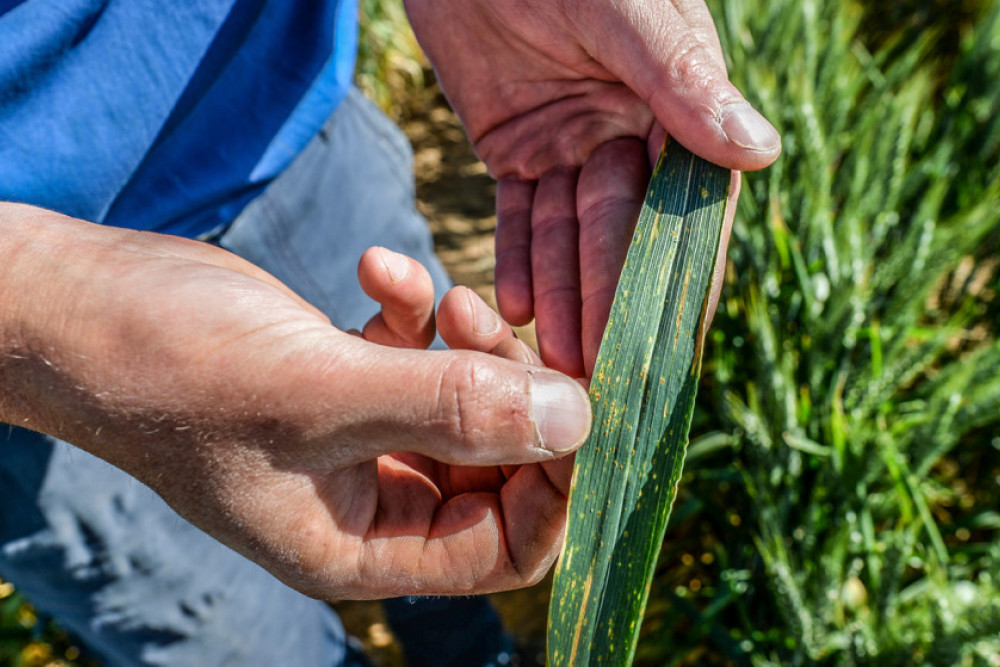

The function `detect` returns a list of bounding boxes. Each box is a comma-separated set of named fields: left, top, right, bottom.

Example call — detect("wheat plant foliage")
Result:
left=355, top=0, right=425, bottom=117
left=547, top=142, right=730, bottom=666
left=636, top=0, right=1000, bottom=663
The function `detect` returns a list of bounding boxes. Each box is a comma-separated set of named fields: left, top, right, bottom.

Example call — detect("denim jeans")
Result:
left=0, top=89, right=511, bottom=666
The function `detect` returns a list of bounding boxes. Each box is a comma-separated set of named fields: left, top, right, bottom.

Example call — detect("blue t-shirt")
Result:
left=0, top=0, right=358, bottom=238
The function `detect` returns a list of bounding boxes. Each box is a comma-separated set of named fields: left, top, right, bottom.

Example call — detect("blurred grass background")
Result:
left=646, top=0, right=1000, bottom=663
left=3, top=0, right=1000, bottom=664
left=355, top=0, right=425, bottom=118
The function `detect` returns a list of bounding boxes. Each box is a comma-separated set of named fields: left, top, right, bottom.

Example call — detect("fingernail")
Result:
left=529, top=371, right=591, bottom=452
left=515, top=339, right=541, bottom=365
left=379, top=247, right=410, bottom=284
left=719, top=103, right=781, bottom=153
left=466, top=288, right=501, bottom=335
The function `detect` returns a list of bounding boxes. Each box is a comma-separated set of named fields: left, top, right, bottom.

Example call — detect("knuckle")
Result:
left=433, top=355, right=488, bottom=441
left=431, top=355, right=530, bottom=460
left=655, top=31, right=735, bottom=99
left=649, top=37, right=743, bottom=131
left=664, top=38, right=718, bottom=91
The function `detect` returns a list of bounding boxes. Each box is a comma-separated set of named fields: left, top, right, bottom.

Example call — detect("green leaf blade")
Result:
left=547, top=142, right=730, bottom=666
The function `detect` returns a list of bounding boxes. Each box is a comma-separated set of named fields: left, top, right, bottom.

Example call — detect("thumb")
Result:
left=323, top=339, right=592, bottom=467
left=577, top=0, right=781, bottom=171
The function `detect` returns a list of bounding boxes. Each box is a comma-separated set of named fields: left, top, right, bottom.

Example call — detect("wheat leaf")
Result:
left=547, top=141, right=730, bottom=666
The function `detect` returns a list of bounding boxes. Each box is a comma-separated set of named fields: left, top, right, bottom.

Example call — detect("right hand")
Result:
left=0, top=204, right=591, bottom=599
left=404, top=0, right=773, bottom=377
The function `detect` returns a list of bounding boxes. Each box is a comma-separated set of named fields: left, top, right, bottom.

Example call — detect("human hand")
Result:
left=404, top=0, right=774, bottom=375
left=0, top=205, right=590, bottom=598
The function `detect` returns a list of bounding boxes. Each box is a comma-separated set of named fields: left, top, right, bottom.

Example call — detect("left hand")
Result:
left=404, top=0, right=775, bottom=376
